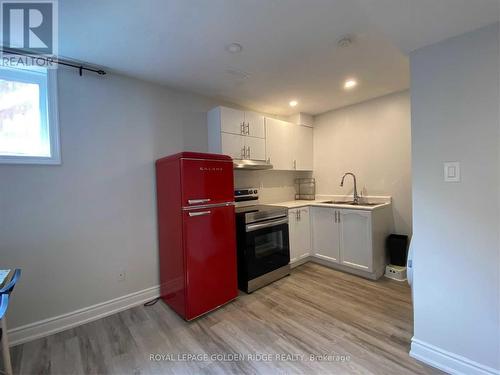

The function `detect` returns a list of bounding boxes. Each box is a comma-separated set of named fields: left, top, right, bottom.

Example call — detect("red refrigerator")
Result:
left=155, top=152, right=238, bottom=320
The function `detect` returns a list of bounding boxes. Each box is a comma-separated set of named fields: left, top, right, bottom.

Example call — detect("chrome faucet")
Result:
left=340, top=172, right=360, bottom=204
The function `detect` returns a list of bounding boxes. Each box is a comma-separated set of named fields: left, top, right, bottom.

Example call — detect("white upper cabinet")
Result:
left=265, top=117, right=313, bottom=171
left=218, top=107, right=265, bottom=138
left=244, top=111, right=265, bottom=138
left=265, top=117, right=294, bottom=170
left=244, top=135, right=266, bottom=161
left=208, top=106, right=266, bottom=161
left=221, top=132, right=245, bottom=160
left=208, top=106, right=312, bottom=166
left=220, top=107, right=245, bottom=135
left=293, top=125, right=313, bottom=171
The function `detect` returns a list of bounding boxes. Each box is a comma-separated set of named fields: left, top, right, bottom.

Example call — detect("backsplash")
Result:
left=234, top=170, right=312, bottom=203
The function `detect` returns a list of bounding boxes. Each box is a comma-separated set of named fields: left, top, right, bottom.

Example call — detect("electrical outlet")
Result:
left=118, top=270, right=126, bottom=282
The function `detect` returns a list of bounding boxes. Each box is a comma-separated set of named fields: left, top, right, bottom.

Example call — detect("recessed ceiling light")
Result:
left=226, top=43, right=243, bottom=53
left=344, top=79, right=358, bottom=90
left=289, top=100, right=298, bottom=107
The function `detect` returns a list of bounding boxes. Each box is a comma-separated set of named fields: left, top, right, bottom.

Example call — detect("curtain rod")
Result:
left=1, top=48, right=106, bottom=76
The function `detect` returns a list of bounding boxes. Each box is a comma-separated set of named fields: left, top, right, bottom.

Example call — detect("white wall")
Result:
left=0, top=67, right=221, bottom=329
left=410, top=23, right=499, bottom=372
left=313, top=91, right=412, bottom=235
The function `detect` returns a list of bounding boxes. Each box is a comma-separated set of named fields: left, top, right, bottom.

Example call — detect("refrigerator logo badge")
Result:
left=200, top=167, right=223, bottom=172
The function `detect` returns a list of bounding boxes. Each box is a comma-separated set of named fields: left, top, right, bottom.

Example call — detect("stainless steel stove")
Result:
left=234, top=188, right=290, bottom=293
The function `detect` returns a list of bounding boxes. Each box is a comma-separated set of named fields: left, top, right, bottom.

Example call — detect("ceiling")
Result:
left=59, top=0, right=499, bottom=115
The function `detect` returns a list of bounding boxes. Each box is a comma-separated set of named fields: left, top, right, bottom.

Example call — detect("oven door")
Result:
left=244, top=217, right=290, bottom=280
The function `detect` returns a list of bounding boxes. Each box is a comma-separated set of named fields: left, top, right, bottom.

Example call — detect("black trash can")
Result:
left=386, top=234, right=409, bottom=266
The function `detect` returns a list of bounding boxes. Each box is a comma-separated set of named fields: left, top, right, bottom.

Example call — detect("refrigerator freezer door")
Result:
left=181, top=158, right=234, bottom=207
left=183, top=205, right=238, bottom=320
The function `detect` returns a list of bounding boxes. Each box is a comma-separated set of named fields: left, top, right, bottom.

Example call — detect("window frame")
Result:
left=0, top=67, right=61, bottom=165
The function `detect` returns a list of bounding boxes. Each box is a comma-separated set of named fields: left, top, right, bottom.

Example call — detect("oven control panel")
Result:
left=234, top=188, right=259, bottom=202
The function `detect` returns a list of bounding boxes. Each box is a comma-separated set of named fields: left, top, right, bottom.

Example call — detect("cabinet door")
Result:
left=244, top=111, right=265, bottom=138
left=245, top=136, right=266, bottom=161
left=296, top=207, right=311, bottom=259
left=220, top=107, right=245, bottom=135
left=311, top=207, right=340, bottom=263
left=265, top=117, right=293, bottom=170
left=293, top=125, right=313, bottom=171
left=339, top=209, right=372, bottom=272
left=288, top=209, right=299, bottom=263
left=221, top=133, right=245, bottom=160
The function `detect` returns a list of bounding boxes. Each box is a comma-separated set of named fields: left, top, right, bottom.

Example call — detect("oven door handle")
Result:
left=246, top=217, right=288, bottom=232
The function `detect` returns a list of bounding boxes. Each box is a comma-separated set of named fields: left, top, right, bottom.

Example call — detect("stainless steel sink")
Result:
left=321, top=200, right=380, bottom=206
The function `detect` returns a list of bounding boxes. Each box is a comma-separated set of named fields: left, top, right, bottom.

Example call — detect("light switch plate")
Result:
left=444, top=162, right=460, bottom=182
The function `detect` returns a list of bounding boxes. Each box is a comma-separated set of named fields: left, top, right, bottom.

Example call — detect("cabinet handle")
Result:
left=241, top=147, right=246, bottom=159
left=338, top=211, right=341, bottom=223
left=293, top=160, right=296, bottom=170
left=334, top=211, right=338, bottom=223
left=296, top=210, right=299, bottom=221
left=298, top=210, right=301, bottom=220
left=247, top=146, right=250, bottom=159
left=188, top=199, right=211, bottom=205
left=240, top=122, right=245, bottom=134
left=245, top=122, right=250, bottom=135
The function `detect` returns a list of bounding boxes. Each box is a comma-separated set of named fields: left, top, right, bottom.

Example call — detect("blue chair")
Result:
left=0, top=269, right=21, bottom=296
left=0, top=294, right=7, bottom=322
left=1, top=294, right=12, bottom=375
left=1, top=269, right=20, bottom=375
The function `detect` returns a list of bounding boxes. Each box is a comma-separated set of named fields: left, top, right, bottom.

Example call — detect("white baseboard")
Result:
left=8, top=285, right=160, bottom=347
left=410, top=338, right=500, bottom=375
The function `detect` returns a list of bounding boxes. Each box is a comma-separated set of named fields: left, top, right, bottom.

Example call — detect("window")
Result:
left=0, top=67, right=60, bottom=164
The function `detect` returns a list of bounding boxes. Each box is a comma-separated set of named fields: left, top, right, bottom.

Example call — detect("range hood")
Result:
left=233, top=159, right=273, bottom=170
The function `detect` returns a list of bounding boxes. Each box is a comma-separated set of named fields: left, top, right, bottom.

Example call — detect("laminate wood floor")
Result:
left=9, top=263, right=442, bottom=375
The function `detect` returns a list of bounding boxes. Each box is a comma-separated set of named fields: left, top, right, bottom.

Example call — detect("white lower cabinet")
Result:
left=288, top=207, right=311, bottom=265
left=339, top=210, right=372, bottom=271
left=311, top=207, right=371, bottom=269
left=311, top=207, right=340, bottom=263
left=309, top=206, right=391, bottom=279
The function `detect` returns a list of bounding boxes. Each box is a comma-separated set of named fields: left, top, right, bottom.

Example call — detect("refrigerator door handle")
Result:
left=188, top=210, right=211, bottom=217
left=183, top=202, right=234, bottom=210
left=188, top=199, right=211, bottom=205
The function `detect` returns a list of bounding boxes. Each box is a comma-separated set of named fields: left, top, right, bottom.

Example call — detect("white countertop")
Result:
left=268, top=195, right=391, bottom=211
